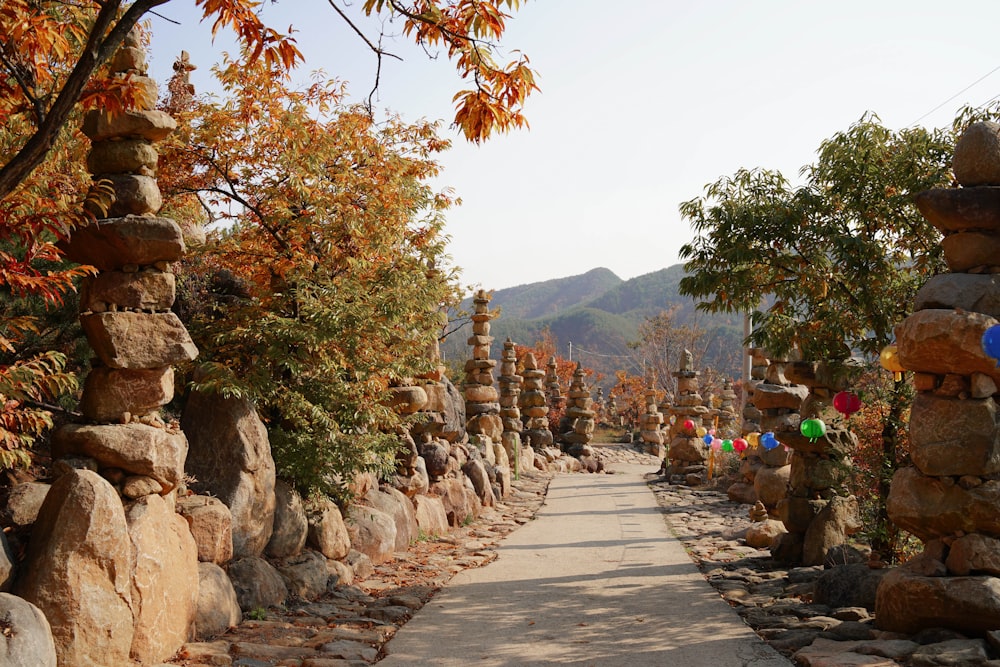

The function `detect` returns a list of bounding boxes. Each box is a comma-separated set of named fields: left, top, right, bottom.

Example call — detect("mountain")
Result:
left=442, top=265, right=744, bottom=386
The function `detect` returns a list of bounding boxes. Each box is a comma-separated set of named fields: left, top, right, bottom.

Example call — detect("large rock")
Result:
left=364, top=487, right=419, bottom=553
left=104, top=173, right=162, bottom=217
left=431, top=477, right=479, bottom=527
left=86, top=138, right=158, bottom=175
left=306, top=497, right=351, bottom=561
left=752, top=383, right=808, bottom=410
left=896, top=309, right=1000, bottom=385
left=914, top=187, right=1000, bottom=234
left=814, top=563, right=889, bottom=611
left=876, top=567, right=1000, bottom=634
left=0, top=593, right=57, bottom=667
left=61, top=215, right=185, bottom=271
left=265, top=479, right=308, bottom=559
left=0, top=533, right=13, bottom=592
left=754, top=465, right=790, bottom=508
left=15, top=470, right=134, bottom=667
left=801, top=495, right=861, bottom=566
left=412, top=495, right=448, bottom=537
left=125, top=493, right=199, bottom=664
left=953, top=121, right=1000, bottom=186
left=79, top=269, right=175, bottom=313
left=81, top=108, right=177, bottom=142
left=227, top=556, right=287, bottom=611
left=177, top=494, right=234, bottom=564
left=419, top=442, right=449, bottom=480
left=914, top=273, right=1000, bottom=318
left=80, top=366, right=174, bottom=422
left=273, top=549, right=329, bottom=600
left=194, top=562, right=241, bottom=640
left=941, top=230, right=1000, bottom=272
left=462, top=459, right=496, bottom=508
left=347, top=504, right=397, bottom=564
left=909, top=394, right=1000, bottom=477
left=945, top=533, right=1000, bottom=575
left=744, top=519, right=785, bottom=548
left=80, top=311, right=198, bottom=369
left=182, top=387, right=276, bottom=558
left=887, top=466, right=1000, bottom=540
left=440, top=376, right=466, bottom=442
left=3, top=481, right=50, bottom=528
left=388, top=385, right=428, bottom=414
left=52, top=422, right=187, bottom=492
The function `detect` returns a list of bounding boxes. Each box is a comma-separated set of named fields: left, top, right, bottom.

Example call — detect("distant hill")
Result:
left=442, top=265, right=744, bottom=387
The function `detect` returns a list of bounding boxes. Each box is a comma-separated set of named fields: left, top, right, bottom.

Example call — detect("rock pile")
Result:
left=559, top=364, right=597, bottom=455
left=15, top=35, right=201, bottom=666
left=746, top=354, right=799, bottom=520
left=638, top=386, right=665, bottom=455
left=716, top=378, right=740, bottom=436
left=519, top=353, right=554, bottom=449
left=545, top=355, right=565, bottom=419
left=773, top=361, right=860, bottom=566
left=664, top=353, right=711, bottom=483
left=877, top=120, right=1000, bottom=635
left=498, top=338, right=532, bottom=477
left=463, top=290, right=502, bottom=446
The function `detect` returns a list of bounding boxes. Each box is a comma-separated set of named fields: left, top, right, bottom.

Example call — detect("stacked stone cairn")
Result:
left=876, top=121, right=1000, bottom=634
left=545, top=356, right=565, bottom=419
left=745, top=353, right=799, bottom=521
left=728, top=349, right=770, bottom=505
left=606, top=393, right=620, bottom=428
left=498, top=338, right=533, bottom=476
left=593, top=386, right=606, bottom=425
left=665, top=352, right=711, bottom=484
left=772, top=361, right=860, bottom=566
left=15, top=33, right=202, bottom=666
left=519, top=353, right=554, bottom=449
left=717, top=379, right=739, bottom=436
left=560, top=364, right=599, bottom=466
left=639, top=386, right=665, bottom=456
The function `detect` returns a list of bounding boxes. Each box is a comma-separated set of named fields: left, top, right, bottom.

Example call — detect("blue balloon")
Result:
left=983, top=324, right=1000, bottom=367
left=761, top=432, right=779, bottom=450
left=703, top=433, right=714, bottom=446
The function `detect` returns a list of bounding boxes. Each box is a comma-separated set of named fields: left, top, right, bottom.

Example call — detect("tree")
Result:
left=678, top=114, right=953, bottom=558
left=628, top=305, right=707, bottom=396
left=158, top=52, right=460, bottom=499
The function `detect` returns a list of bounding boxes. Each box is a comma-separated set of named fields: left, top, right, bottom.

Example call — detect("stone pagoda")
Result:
left=463, top=290, right=502, bottom=446
left=519, top=353, right=553, bottom=449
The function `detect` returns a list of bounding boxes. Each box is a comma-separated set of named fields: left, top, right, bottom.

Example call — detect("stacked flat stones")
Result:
left=747, top=355, right=798, bottom=519
left=716, top=379, right=739, bottom=437
left=560, top=364, right=596, bottom=454
left=665, top=357, right=711, bottom=484
left=772, top=361, right=860, bottom=566
left=498, top=338, right=530, bottom=475
left=728, top=349, right=771, bottom=505
left=545, top=356, right=565, bottom=416
left=606, top=394, right=620, bottom=427
left=463, top=290, right=502, bottom=445
left=876, top=121, right=1000, bottom=635
left=518, top=353, right=553, bottom=449
left=639, top=387, right=665, bottom=455
left=16, top=34, right=201, bottom=666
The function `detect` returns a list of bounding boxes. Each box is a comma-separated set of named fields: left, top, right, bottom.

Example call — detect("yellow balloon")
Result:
left=746, top=432, right=761, bottom=448
left=879, top=345, right=905, bottom=373
left=696, top=426, right=707, bottom=437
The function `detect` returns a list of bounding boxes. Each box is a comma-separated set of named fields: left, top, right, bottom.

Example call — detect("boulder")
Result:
left=80, top=366, right=174, bottom=422
left=388, top=385, right=428, bottom=414
left=419, top=442, right=450, bottom=480
left=273, top=549, right=330, bottom=599
left=0, top=593, right=57, bottom=667
left=227, top=556, right=287, bottom=611
left=0, top=533, right=13, bottom=592
left=104, top=173, right=162, bottom=217
left=945, top=533, right=1000, bottom=575
left=344, top=549, right=374, bottom=581
left=346, top=504, right=397, bottom=564
left=876, top=567, right=1000, bottom=634
left=61, top=215, right=184, bottom=271
left=80, top=312, right=198, bottom=369
left=802, top=495, right=861, bottom=566
left=392, top=456, right=430, bottom=498
left=52, top=422, right=187, bottom=492
left=754, top=465, right=790, bottom=508
left=306, top=497, right=351, bottom=561
left=744, top=519, right=785, bottom=548
left=895, top=309, right=1000, bottom=384
left=914, top=186, right=1000, bottom=234
left=431, top=477, right=478, bottom=527
left=364, top=486, right=419, bottom=552
left=79, top=269, right=175, bottom=313
left=86, top=138, right=158, bottom=175
left=953, top=121, right=1000, bottom=186
left=908, top=394, right=1000, bottom=477
left=752, top=383, right=808, bottom=410
left=81, top=108, right=177, bottom=142
left=182, top=387, right=276, bottom=558
left=177, top=494, right=234, bottom=565
left=726, top=481, right=757, bottom=505
left=3, top=481, right=50, bottom=528
left=887, top=466, right=1000, bottom=541
left=942, top=230, right=1000, bottom=272
left=440, top=376, right=467, bottom=442
left=413, top=495, right=449, bottom=537
left=914, top=273, right=1000, bottom=318
left=265, top=479, right=308, bottom=559
left=462, top=458, right=496, bottom=508
left=15, top=470, right=134, bottom=667
left=194, top=562, right=241, bottom=640
left=125, top=493, right=199, bottom=664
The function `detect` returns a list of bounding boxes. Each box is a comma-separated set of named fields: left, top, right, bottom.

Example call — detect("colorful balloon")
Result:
left=683, top=419, right=695, bottom=431
left=800, top=418, right=827, bottom=442
left=711, top=438, right=723, bottom=451
left=833, top=391, right=862, bottom=417
left=703, top=433, right=714, bottom=445
left=761, top=432, right=779, bottom=450
left=733, top=438, right=748, bottom=453
left=722, top=439, right=734, bottom=452
left=746, top=432, right=760, bottom=449
left=983, top=324, right=1000, bottom=367
left=696, top=426, right=707, bottom=437
left=879, top=345, right=906, bottom=382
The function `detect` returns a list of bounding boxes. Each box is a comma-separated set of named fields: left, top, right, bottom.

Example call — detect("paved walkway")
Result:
left=379, top=463, right=791, bottom=667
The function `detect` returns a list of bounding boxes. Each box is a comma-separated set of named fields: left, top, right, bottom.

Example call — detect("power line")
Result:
left=910, top=64, right=1000, bottom=126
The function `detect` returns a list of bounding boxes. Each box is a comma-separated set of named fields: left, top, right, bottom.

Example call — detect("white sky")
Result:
left=147, top=1, right=1000, bottom=291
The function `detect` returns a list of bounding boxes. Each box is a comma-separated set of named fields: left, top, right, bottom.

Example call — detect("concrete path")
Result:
left=379, top=463, right=791, bottom=667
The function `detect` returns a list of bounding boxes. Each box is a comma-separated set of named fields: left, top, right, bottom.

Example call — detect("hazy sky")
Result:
left=147, top=1, right=1000, bottom=291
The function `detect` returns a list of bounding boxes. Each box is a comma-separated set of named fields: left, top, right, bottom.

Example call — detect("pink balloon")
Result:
left=711, top=438, right=723, bottom=451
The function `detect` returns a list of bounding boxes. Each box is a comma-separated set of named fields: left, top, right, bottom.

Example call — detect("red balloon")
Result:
left=733, top=438, right=748, bottom=453
left=683, top=419, right=695, bottom=430
left=833, top=391, right=862, bottom=417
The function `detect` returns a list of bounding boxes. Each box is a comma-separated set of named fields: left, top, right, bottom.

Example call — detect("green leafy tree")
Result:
left=159, top=54, right=461, bottom=499
left=678, top=114, right=953, bottom=558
